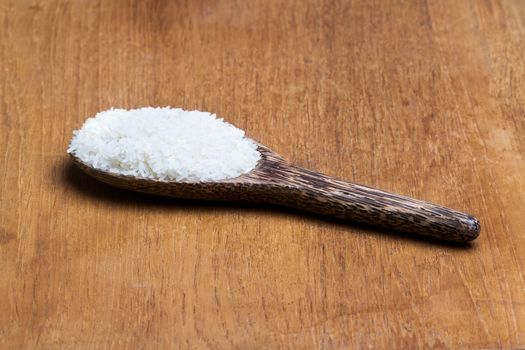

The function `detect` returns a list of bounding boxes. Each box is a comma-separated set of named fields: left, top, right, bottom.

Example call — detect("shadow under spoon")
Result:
left=69, top=144, right=480, bottom=242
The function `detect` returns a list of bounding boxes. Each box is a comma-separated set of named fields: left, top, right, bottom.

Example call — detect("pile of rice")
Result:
left=67, top=107, right=261, bottom=182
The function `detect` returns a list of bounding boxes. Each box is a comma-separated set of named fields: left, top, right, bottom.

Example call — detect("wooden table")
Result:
left=1, top=1, right=524, bottom=348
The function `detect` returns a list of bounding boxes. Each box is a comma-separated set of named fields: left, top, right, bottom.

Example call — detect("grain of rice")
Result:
left=67, top=107, right=261, bottom=182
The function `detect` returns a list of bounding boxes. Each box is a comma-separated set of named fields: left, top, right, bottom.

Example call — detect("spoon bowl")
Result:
left=69, top=143, right=480, bottom=242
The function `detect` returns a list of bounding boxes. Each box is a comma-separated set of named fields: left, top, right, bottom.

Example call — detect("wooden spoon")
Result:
left=69, top=143, right=480, bottom=242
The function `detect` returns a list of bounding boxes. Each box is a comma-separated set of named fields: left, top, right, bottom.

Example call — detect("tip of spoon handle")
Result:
left=462, top=215, right=481, bottom=241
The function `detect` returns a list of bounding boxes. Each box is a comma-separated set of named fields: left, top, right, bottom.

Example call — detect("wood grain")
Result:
left=1, top=0, right=524, bottom=348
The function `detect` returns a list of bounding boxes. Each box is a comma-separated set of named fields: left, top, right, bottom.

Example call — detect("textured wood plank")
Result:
left=0, top=0, right=524, bottom=348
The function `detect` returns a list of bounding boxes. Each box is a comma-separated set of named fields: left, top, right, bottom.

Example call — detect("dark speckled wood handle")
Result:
left=264, top=163, right=480, bottom=242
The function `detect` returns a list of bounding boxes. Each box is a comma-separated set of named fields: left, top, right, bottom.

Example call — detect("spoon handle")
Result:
left=266, top=164, right=480, bottom=242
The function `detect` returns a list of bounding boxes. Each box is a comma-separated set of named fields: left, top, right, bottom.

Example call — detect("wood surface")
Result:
left=1, top=0, right=524, bottom=348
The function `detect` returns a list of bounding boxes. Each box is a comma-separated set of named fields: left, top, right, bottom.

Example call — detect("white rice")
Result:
left=67, top=107, right=261, bottom=182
